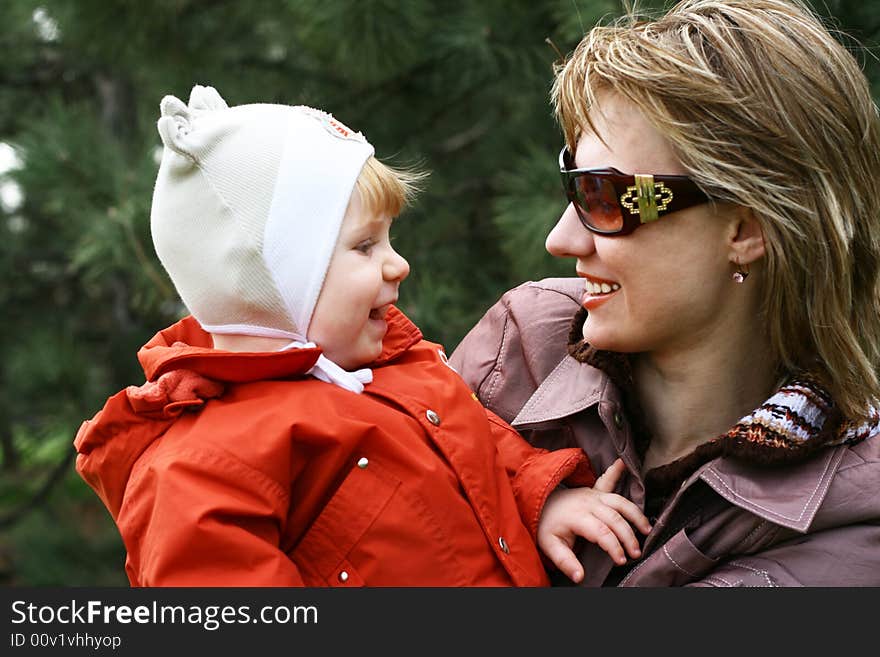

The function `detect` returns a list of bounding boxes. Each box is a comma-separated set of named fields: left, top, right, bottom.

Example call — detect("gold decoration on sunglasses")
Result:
left=620, top=178, right=674, bottom=222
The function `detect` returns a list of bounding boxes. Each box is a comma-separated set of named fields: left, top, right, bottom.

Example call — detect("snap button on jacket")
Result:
left=75, top=307, right=594, bottom=586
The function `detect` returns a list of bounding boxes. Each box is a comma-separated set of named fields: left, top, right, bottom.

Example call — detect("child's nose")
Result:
left=384, top=248, right=410, bottom=282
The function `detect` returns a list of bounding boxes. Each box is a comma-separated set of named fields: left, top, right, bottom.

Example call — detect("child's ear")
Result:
left=728, top=206, right=765, bottom=265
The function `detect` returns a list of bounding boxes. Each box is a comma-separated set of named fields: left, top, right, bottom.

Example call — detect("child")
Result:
left=74, top=86, right=650, bottom=586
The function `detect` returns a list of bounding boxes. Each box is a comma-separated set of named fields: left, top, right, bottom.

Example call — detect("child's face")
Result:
left=309, top=192, right=410, bottom=370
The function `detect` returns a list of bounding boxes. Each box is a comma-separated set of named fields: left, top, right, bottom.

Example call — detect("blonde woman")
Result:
left=451, top=0, right=880, bottom=586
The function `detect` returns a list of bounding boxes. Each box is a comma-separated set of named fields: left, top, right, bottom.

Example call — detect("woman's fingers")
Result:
left=593, top=458, right=626, bottom=493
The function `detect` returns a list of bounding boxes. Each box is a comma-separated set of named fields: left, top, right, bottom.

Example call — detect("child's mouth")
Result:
left=369, top=305, right=390, bottom=321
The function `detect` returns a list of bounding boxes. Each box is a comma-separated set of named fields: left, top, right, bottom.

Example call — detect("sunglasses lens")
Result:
left=570, top=174, right=623, bottom=233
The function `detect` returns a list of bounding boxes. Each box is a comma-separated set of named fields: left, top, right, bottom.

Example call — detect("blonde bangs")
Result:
left=550, top=0, right=880, bottom=420
left=354, top=156, right=426, bottom=219
left=552, top=34, right=595, bottom=149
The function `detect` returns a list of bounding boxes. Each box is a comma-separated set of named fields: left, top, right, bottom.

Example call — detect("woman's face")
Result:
left=546, top=93, right=738, bottom=355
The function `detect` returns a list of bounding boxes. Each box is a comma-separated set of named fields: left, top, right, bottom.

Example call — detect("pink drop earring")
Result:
left=733, top=259, right=750, bottom=283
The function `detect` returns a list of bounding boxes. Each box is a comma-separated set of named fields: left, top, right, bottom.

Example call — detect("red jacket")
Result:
left=75, top=307, right=594, bottom=586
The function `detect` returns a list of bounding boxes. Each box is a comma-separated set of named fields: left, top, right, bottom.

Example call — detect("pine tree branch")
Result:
left=419, top=75, right=500, bottom=156
left=93, top=73, right=137, bottom=142
left=230, top=56, right=352, bottom=89
left=111, top=212, right=176, bottom=302
left=0, top=448, right=75, bottom=531
left=438, top=118, right=493, bottom=154
left=0, top=394, right=16, bottom=473
left=0, top=428, right=18, bottom=473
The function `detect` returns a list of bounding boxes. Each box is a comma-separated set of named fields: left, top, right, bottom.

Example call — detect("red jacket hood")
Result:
left=74, top=306, right=422, bottom=518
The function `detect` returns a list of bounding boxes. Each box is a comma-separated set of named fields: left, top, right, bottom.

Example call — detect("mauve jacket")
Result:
left=450, top=278, right=880, bottom=587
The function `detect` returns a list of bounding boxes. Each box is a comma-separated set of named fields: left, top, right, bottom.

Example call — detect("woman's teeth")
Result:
left=585, top=280, right=620, bottom=295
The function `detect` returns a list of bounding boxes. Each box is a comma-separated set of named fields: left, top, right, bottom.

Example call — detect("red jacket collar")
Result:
left=138, top=306, right=423, bottom=382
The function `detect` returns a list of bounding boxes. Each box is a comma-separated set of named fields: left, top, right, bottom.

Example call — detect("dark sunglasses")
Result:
left=559, top=146, right=711, bottom=236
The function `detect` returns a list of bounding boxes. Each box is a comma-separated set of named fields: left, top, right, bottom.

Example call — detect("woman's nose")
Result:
left=545, top=203, right=597, bottom=258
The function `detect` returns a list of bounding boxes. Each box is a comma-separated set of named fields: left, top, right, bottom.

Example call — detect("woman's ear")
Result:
left=728, top=206, right=765, bottom=265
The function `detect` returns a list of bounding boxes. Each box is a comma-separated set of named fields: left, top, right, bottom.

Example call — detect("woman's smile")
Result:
left=580, top=273, right=621, bottom=309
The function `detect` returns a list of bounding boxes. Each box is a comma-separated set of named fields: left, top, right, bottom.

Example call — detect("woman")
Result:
left=450, top=0, right=880, bottom=586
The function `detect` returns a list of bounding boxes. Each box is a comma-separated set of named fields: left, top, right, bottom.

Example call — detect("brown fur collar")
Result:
left=566, top=307, right=873, bottom=499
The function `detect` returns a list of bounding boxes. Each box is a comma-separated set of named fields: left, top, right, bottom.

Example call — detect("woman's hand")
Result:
left=537, top=458, right=652, bottom=583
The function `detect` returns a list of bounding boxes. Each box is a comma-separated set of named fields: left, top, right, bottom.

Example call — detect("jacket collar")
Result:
left=512, top=308, right=625, bottom=427
left=695, top=445, right=848, bottom=531
left=689, top=380, right=878, bottom=530
left=511, top=356, right=610, bottom=427
left=137, top=306, right=423, bottom=382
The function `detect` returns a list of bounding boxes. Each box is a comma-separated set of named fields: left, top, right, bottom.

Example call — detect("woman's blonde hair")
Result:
left=553, top=0, right=880, bottom=420
left=354, top=156, right=425, bottom=219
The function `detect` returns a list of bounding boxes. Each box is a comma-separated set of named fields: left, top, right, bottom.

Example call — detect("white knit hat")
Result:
left=151, top=85, right=374, bottom=343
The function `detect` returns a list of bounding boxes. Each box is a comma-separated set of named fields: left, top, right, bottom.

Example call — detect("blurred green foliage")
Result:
left=1, top=0, right=878, bottom=585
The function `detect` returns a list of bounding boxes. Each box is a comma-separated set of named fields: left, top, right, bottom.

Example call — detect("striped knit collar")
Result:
left=566, top=307, right=878, bottom=487
left=736, top=377, right=880, bottom=453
